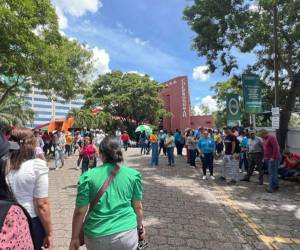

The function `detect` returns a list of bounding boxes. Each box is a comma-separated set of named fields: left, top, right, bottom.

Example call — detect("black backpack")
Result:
left=0, top=200, right=34, bottom=243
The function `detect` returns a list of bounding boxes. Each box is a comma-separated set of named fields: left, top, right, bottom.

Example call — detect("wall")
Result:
left=190, top=115, right=214, bottom=130
left=160, top=76, right=191, bottom=132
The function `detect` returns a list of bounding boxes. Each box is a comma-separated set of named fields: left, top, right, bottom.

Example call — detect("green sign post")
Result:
left=242, top=74, right=262, bottom=113
left=226, top=94, right=240, bottom=126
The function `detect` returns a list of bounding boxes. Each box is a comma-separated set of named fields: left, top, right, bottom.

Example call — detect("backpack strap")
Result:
left=0, top=200, right=14, bottom=231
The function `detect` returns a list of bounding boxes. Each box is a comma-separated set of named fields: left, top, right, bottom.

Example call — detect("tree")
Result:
left=210, top=76, right=273, bottom=127
left=0, top=96, right=34, bottom=130
left=85, top=71, right=167, bottom=125
left=67, top=108, right=113, bottom=131
left=184, top=0, right=300, bottom=148
left=0, top=0, right=93, bottom=104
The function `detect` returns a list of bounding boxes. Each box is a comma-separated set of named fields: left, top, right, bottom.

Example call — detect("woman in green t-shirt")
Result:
left=69, top=136, right=145, bottom=250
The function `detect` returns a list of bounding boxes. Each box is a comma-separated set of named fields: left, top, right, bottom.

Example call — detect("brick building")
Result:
left=160, top=76, right=213, bottom=132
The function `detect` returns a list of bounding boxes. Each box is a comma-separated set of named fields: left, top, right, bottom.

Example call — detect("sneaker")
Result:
left=210, top=175, right=215, bottom=180
left=55, top=167, right=59, bottom=171
left=202, top=175, right=207, bottom=180
left=219, top=176, right=226, bottom=181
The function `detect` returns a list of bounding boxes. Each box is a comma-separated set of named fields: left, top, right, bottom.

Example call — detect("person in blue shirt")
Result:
left=174, top=129, right=183, bottom=156
left=198, top=130, right=215, bottom=180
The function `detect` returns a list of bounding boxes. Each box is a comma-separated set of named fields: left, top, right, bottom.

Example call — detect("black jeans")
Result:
left=246, top=152, right=263, bottom=183
left=201, top=153, right=214, bottom=176
left=159, top=141, right=166, bottom=155
left=123, top=141, right=129, bottom=151
left=65, top=144, right=71, bottom=156
left=81, top=157, right=96, bottom=173
left=188, top=149, right=196, bottom=167
left=31, top=217, right=46, bottom=250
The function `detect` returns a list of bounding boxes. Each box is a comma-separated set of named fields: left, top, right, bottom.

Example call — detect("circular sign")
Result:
left=228, top=98, right=239, bottom=115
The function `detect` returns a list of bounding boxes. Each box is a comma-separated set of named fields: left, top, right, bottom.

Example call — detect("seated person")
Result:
left=278, top=150, right=300, bottom=179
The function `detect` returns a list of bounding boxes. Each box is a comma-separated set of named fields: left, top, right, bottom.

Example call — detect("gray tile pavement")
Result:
left=48, top=149, right=300, bottom=249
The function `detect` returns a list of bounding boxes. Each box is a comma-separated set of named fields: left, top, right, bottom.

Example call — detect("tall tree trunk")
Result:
left=279, top=70, right=300, bottom=149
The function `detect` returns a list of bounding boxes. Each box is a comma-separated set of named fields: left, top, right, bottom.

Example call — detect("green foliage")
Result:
left=210, top=75, right=273, bottom=127
left=183, top=0, right=300, bottom=79
left=85, top=71, right=167, bottom=125
left=67, top=108, right=113, bottom=131
left=184, top=0, right=300, bottom=146
left=0, top=96, right=34, bottom=130
left=0, top=0, right=93, bottom=104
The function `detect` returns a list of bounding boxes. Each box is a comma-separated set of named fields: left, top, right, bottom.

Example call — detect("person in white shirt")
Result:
left=8, top=127, right=52, bottom=250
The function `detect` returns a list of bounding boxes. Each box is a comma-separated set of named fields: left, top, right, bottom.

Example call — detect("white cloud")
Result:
left=70, top=22, right=183, bottom=76
left=193, top=95, right=218, bottom=115
left=52, top=0, right=102, bottom=30
left=52, top=0, right=102, bottom=17
left=91, top=47, right=111, bottom=78
left=192, top=65, right=210, bottom=81
left=134, top=37, right=148, bottom=46
left=55, top=6, right=68, bottom=30
left=127, top=71, right=145, bottom=76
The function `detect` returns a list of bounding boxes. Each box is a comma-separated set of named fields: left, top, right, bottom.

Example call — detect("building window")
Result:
left=36, top=111, right=52, bottom=115
left=55, top=112, right=67, bottom=116
left=34, top=97, right=51, bottom=102
left=35, top=117, right=51, bottom=122
left=71, top=101, right=84, bottom=105
left=33, top=104, right=52, bottom=109
left=55, top=106, right=70, bottom=110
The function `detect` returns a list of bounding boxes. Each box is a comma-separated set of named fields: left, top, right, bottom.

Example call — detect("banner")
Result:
left=226, top=94, right=240, bottom=127
left=242, top=74, right=262, bottom=113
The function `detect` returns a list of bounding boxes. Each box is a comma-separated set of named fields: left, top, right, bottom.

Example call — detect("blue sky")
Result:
left=52, top=0, right=252, bottom=113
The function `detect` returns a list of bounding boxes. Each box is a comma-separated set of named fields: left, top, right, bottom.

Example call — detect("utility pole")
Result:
left=273, top=0, right=279, bottom=107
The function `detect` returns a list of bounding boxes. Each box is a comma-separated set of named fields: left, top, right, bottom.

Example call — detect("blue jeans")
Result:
left=150, top=143, right=159, bottom=166
left=267, top=160, right=280, bottom=190
left=166, top=147, right=174, bottom=165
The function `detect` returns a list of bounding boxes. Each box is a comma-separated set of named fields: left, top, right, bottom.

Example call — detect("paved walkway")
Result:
left=48, top=149, right=300, bottom=249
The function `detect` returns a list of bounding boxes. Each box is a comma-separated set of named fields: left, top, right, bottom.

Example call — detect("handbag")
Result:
left=79, top=164, right=120, bottom=246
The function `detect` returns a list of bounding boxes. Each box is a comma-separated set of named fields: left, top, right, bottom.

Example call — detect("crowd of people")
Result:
left=0, top=127, right=145, bottom=250
left=142, top=126, right=300, bottom=193
left=1, top=124, right=300, bottom=250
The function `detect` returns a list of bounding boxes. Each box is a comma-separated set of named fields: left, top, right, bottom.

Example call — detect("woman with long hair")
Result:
left=7, top=127, right=53, bottom=250
left=0, top=133, right=34, bottom=249
left=69, top=136, right=145, bottom=250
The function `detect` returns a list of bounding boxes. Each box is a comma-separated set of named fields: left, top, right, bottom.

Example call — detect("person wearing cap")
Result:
left=0, top=133, right=34, bottom=249
left=7, top=127, right=53, bottom=249
left=241, top=130, right=264, bottom=184
left=278, top=150, right=300, bottom=179
left=260, top=129, right=281, bottom=193
left=198, top=130, right=215, bottom=180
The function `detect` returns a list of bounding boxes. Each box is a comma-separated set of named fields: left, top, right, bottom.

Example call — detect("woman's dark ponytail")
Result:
left=99, top=136, right=124, bottom=163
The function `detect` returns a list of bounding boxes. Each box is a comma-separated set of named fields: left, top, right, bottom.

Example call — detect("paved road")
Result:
left=48, top=148, right=300, bottom=250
